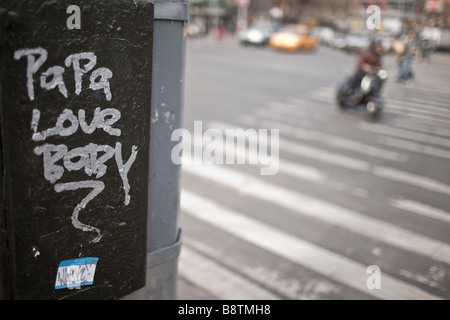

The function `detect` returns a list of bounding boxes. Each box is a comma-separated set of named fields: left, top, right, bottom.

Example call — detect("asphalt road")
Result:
left=176, top=36, right=450, bottom=300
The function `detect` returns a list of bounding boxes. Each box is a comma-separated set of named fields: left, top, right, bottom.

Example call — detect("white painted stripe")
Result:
left=183, top=237, right=343, bottom=300
left=178, top=246, right=281, bottom=300
left=256, top=108, right=324, bottom=125
left=277, top=139, right=371, bottom=172
left=209, top=121, right=372, bottom=172
left=289, top=97, right=335, bottom=109
left=267, top=102, right=328, bottom=120
left=277, top=159, right=326, bottom=182
left=182, top=161, right=450, bottom=265
left=380, top=136, right=450, bottom=160
left=407, top=97, right=450, bottom=108
left=192, top=129, right=376, bottom=198
left=374, top=166, right=450, bottom=196
left=390, top=199, right=450, bottom=224
left=389, top=100, right=450, bottom=116
left=293, top=95, right=448, bottom=127
left=391, top=120, right=450, bottom=138
left=386, top=108, right=450, bottom=126
left=388, top=104, right=450, bottom=120
left=310, top=90, right=334, bottom=100
left=205, top=121, right=450, bottom=195
left=182, top=190, right=442, bottom=300
left=281, top=137, right=373, bottom=172
left=256, top=118, right=408, bottom=162
left=194, top=131, right=326, bottom=183
left=358, top=122, right=450, bottom=148
left=309, top=93, right=334, bottom=104
left=389, top=82, right=450, bottom=95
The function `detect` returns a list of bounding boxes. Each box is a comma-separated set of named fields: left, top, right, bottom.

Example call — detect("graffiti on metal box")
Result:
left=14, top=47, right=138, bottom=243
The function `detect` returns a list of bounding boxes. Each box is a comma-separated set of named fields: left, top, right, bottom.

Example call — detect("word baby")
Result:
left=14, top=47, right=137, bottom=243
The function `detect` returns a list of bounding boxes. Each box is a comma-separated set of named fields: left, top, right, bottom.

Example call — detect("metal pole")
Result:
left=122, top=0, right=188, bottom=300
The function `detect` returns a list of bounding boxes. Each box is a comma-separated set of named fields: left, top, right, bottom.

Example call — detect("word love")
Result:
left=14, top=48, right=112, bottom=101
left=31, top=107, right=121, bottom=142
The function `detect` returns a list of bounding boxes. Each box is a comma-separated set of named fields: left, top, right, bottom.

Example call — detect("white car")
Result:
left=345, top=32, right=371, bottom=53
left=240, top=23, right=280, bottom=46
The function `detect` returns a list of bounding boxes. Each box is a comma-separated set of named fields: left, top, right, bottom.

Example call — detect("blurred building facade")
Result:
left=247, top=0, right=351, bottom=26
left=422, top=0, right=450, bottom=27
left=349, top=0, right=425, bottom=33
left=187, top=0, right=450, bottom=36
left=350, top=0, right=450, bottom=31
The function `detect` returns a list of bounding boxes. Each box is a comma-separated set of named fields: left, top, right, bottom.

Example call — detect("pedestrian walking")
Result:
left=421, top=39, right=433, bottom=65
left=396, top=29, right=421, bottom=84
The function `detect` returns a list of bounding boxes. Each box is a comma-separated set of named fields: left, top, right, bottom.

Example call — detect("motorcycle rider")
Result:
left=347, top=38, right=383, bottom=97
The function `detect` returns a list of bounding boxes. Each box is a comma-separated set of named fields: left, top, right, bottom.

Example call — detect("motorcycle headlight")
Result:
left=361, top=76, right=373, bottom=92
left=378, top=69, right=388, bottom=80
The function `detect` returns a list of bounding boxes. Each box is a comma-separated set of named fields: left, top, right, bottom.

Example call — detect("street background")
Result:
left=176, top=0, right=450, bottom=300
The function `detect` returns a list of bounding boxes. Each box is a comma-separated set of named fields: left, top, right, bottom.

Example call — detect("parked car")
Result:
left=186, top=22, right=207, bottom=38
left=269, top=24, right=320, bottom=52
left=345, top=32, right=371, bottom=53
left=311, top=27, right=335, bottom=46
left=421, top=27, right=450, bottom=51
left=239, top=23, right=281, bottom=46
left=329, top=32, right=347, bottom=50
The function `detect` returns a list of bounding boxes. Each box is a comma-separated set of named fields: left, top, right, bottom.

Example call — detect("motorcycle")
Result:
left=336, top=68, right=388, bottom=120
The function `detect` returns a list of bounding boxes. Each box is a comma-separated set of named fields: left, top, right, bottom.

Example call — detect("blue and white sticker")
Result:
left=55, top=257, right=99, bottom=290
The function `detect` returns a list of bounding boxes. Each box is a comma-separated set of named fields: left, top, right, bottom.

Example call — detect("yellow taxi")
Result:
left=269, top=24, right=320, bottom=52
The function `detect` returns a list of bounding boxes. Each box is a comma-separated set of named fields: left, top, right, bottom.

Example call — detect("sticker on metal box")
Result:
left=55, top=257, right=99, bottom=290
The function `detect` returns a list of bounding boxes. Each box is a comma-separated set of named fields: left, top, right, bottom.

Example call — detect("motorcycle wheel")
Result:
left=336, top=91, right=346, bottom=109
left=366, top=100, right=382, bottom=120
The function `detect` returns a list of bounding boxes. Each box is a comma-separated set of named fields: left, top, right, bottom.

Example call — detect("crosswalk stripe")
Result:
left=309, top=87, right=450, bottom=125
left=389, top=83, right=450, bottom=96
left=194, top=132, right=327, bottom=183
left=308, top=95, right=450, bottom=126
left=178, top=246, right=281, bottom=300
left=207, top=121, right=372, bottom=171
left=390, top=199, right=450, bottom=224
left=199, top=121, right=450, bottom=195
left=277, top=159, right=326, bottom=183
left=267, top=102, right=329, bottom=120
left=386, top=108, right=450, bottom=126
left=183, top=237, right=343, bottom=300
left=256, top=108, right=326, bottom=124
left=182, top=160, right=450, bottom=265
left=374, top=166, right=450, bottom=196
left=388, top=104, right=450, bottom=120
left=358, top=122, right=450, bottom=149
left=388, top=99, right=450, bottom=117
left=181, top=190, right=443, bottom=300
left=405, top=97, right=450, bottom=108
left=379, top=136, right=450, bottom=160
left=310, top=85, right=450, bottom=112
left=254, top=118, right=408, bottom=162
left=391, top=120, right=450, bottom=139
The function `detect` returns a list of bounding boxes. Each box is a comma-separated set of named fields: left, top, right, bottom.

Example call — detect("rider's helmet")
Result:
left=371, top=38, right=383, bottom=48
left=371, top=38, right=383, bottom=55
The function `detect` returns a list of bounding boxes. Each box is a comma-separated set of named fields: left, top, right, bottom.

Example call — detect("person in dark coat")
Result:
left=349, top=38, right=383, bottom=90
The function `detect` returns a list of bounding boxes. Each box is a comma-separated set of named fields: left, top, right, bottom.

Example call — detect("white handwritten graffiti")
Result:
left=14, top=48, right=112, bottom=101
left=15, top=47, right=137, bottom=243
